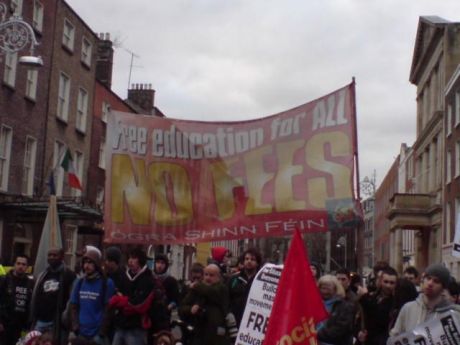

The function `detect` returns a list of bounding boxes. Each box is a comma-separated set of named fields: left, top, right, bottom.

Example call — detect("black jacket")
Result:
left=228, top=271, right=255, bottom=326
left=317, top=298, right=356, bottom=345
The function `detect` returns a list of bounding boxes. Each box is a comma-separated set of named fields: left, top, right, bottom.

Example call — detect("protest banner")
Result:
left=388, top=309, right=460, bottom=345
left=104, top=82, right=360, bottom=244
left=235, top=263, right=283, bottom=345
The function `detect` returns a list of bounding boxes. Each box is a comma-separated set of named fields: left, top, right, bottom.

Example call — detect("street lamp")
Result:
left=0, top=2, right=43, bottom=67
left=336, top=235, right=347, bottom=268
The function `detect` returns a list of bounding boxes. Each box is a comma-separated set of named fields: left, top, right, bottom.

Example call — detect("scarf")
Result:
left=126, top=265, right=148, bottom=281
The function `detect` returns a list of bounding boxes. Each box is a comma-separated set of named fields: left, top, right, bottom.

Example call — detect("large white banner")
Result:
left=388, top=310, right=460, bottom=345
left=236, top=263, right=283, bottom=345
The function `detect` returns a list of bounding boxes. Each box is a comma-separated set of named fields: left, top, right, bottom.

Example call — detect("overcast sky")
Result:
left=68, top=0, right=460, bottom=188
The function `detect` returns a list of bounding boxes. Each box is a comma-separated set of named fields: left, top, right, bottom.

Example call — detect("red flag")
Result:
left=263, top=229, right=328, bottom=345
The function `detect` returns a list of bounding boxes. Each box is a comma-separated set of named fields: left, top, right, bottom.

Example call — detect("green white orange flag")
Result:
left=61, top=149, right=82, bottom=190
left=263, top=229, right=328, bottom=345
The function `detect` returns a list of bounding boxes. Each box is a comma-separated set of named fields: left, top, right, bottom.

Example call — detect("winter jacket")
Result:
left=388, top=294, right=460, bottom=339
left=359, top=290, right=394, bottom=345
left=228, top=270, right=255, bottom=326
left=109, top=266, right=154, bottom=330
left=317, top=298, right=356, bottom=345
left=179, top=282, right=230, bottom=345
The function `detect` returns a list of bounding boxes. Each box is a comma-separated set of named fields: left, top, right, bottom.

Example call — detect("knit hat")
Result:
left=23, top=331, right=41, bottom=345
left=424, top=263, right=450, bottom=287
left=211, top=246, right=227, bottom=263
left=105, top=246, right=122, bottom=264
left=83, top=245, right=102, bottom=267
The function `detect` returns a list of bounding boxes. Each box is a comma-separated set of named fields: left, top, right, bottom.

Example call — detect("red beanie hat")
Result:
left=211, top=247, right=227, bottom=263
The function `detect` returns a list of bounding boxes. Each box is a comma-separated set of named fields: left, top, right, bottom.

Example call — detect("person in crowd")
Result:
left=153, top=254, right=180, bottom=314
left=30, top=248, right=76, bottom=343
left=104, top=246, right=129, bottom=294
left=366, top=261, right=390, bottom=293
left=209, top=247, right=228, bottom=274
left=310, top=262, right=321, bottom=282
left=109, top=247, right=155, bottom=345
left=358, top=266, right=398, bottom=345
left=403, top=266, right=420, bottom=291
left=180, top=263, right=204, bottom=299
left=152, top=330, right=176, bottom=345
left=228, top=248, right=262, bottom=327
left=179, top=264, right=230, bottom=345
left=316, top=275, right=356, bottom=345
left=389, top=263, right=460, bottom=338
left=0, top=254, right=35, bottom=345
left=388, top=278, right=418, bottom=331
left=69, top=246, right=115, bottom=344
left=336, top=268, right=358, bottom=303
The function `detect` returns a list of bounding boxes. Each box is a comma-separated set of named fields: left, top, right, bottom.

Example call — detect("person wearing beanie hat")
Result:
left=389, top=263, right=460, bottom=339
left=69, top=245, right=115, bottom=342
left=104, top=246, right=129, bottom=296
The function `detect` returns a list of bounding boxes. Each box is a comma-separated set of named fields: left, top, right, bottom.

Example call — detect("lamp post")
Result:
left=0, top=2, right=43, bottom=66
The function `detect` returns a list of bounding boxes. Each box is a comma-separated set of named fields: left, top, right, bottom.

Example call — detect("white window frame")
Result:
left=447, top=150, right=452, bottom=184
left=81, top=37, right=92, bottom=67
left=76, top=88, right=88, bottom=132
left=0, top=126, right=13, bottom=192
left=62, top=18, right=75, bottom=51
left=53, top=140, right=65, bottom=196
left=57, top=72, right=70, bottom=121
left=71, top=151, right=83, bottom=197
left=11, top=0, right=23, bottom=15
left=445, top=202, right=451, bottom=245
left=33, top=1, right=44, bottom=32
left=101, top=101, right=110, bottom=123
left=3, top=52, right=17, bottom=87
left=25, top=69, right=38, bottom=100
left=22, top=136, right=37, bottom=196
left=447, top=104, right=452, bottom=136
left=98, top=136, right=106, bottom=169
left=456, top=91, right=460, bottom=127
left=457, top=142, right=460, bottom=178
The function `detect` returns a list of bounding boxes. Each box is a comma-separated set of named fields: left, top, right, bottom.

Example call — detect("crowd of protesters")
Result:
left=1, top=245, right=460, bottom=345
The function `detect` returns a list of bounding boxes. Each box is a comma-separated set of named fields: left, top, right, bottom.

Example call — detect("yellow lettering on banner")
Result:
left=209, top=158, right=243, bottom=220
left=274, top=140, right=306, bottom=211
left=244, top=146, right=274, bottom=215
left=149, top=163, right=193, bottom=225
left=291, top=326, right=306, bottom=342
left=111, top=154, right=151, bottom=224
left=305, top=132, right=352, bottom=208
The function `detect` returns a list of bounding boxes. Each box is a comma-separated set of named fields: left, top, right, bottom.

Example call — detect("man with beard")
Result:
left=358, top=266, right=398, bottom=345
left=228, top=248, right=262, bottom=327
left=0, top=255, right=34, bottom=345
left=69, top=246, right=115, bottom=343
left=109, top=248, right=154, bottom=345
left=30, top=248, right=76, bottom=343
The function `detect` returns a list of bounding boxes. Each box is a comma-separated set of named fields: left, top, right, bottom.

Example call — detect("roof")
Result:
left=409, top=16, right=453, bottom=84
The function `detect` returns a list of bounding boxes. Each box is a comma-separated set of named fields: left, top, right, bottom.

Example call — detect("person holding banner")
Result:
left=388, top=263, right=460, bottom=340
left=228, top=248, right=262, bottom=327
left=316, top=275, right=356, bottom=345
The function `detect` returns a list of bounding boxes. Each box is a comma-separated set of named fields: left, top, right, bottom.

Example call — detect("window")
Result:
left=22, top=137, right=37, bottom=196
left=456, top=142, right=460, bottom=178
left=57, top=72, right=70, bottom=121
left=71, top=151, right=83, bottom=197
left=455, top=198, right=460, bottom=243
left=99, top=136, right=106, bottom=169
left=25, top=69, right=38, bottom=100
left=456, top=91, right=460, bottom=127
left=0, top=126, right=12, bottom=191
left=33, top=1, right=44, bottom=32
left=62, top=19, right=75, bottom=51
left=96, top=186, right=104, bottom=209
left=101, top=101, right=110, bottom=123
left=53, top=141, right=65, bottom=196
left=3, top=52, right=17, bottom=87
left=447, top=150, right=452, bottom=183
left=76, top=88, right=88, bottom=132
left=81, top=37, right=92, bottom=66
left=447, top=104, right=452, bottom=136
left=11, top=0, right=23, bottom=15
left=445, top=203, right=451, bottom=245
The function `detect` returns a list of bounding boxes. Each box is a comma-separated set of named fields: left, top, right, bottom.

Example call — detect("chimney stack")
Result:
left=127, top=83, right=155, bottom=115
left=96, top=32, right=114, bottom=88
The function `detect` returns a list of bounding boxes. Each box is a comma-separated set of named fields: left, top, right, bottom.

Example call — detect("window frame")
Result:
left=57, top=72, right=71, bottom=122
left=62, top=18, right=75, bottom=51
left=22, top=136, right=37, bottom=196
left=71, top=151, right=83, bottom=197
left=76, top=87, right=88, bottom=132
left=33, top=1, right=44, bottom=32
left=0, top=125, right=13, bottom=192
left=25, top=69, right=38, bottom=100
left=81, top=36, right=92, bottom=67
left=3, top=52, right=18, bottom=87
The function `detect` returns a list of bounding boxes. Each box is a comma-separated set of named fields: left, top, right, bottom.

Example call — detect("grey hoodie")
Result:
left=388, top=294, right=458, bottom=338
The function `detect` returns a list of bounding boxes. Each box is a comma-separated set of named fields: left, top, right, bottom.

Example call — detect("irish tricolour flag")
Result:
left=61, top=149, right=82, bottom=190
